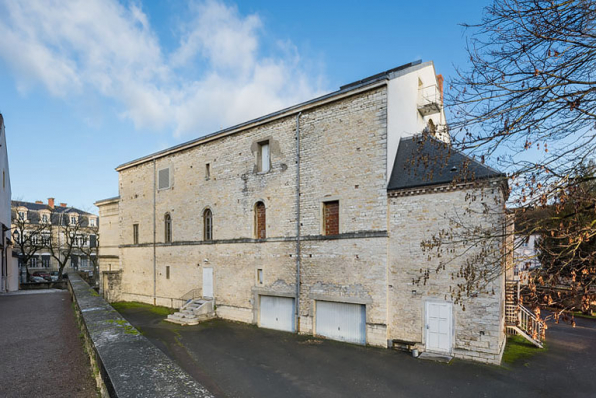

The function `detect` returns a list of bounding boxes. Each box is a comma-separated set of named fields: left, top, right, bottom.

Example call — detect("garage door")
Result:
left=316, top=301, right=366, bottom=345
left=259, top=296, right=295, bottom=332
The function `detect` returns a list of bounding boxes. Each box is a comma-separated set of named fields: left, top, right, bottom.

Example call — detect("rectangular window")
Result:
left=133, top=224, right=139, bottom=244
left=158, top=167, right=170, bottom=190
left=90, top=218, right=96, bottom=227
left=257, top=269, right=263, bottom=285
left=323, top=201, right=340, bottom=236
left=42, top=214, right=48, bottom=223
left=257, top=141, right=270, bottom=173
left=166, top=266, right=170, bottom=280
left=205, top=163, right=211, bottom=180
left=42, top=256, right=50, bottom=268
left=30, top=257, right=37, bottom=268
left=18, top=211, right=25, bottom=220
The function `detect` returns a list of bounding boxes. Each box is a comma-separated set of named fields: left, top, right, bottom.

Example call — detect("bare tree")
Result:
left=78, top=230, right=99, bottom=287
left=11, top=209, right=48, bottom=280
left=439, top=0, right=596, bottom=311
left=45, top=209, right=90, bottom=281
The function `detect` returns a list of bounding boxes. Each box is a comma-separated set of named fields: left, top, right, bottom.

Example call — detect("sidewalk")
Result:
left=0, top=289, right=97, bottom=398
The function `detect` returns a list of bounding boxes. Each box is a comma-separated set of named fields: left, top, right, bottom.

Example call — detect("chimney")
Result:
left=60, top=203, right=67, bottom=207
left=35, top=200, right=43, bottom=204
left=436, top=74, right=444, bottom=104
left=48, top=198, right=55, bottom=209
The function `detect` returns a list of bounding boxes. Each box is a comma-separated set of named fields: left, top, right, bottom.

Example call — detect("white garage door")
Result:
left=259, top=296, right=295, bottom=332
left=316, top=301, right=366, bottom=345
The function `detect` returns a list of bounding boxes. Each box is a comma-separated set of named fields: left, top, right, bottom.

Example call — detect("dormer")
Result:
left=16, top=207, right=28, bottom=222
left=88, top=216, right=98, bottom=227
left=68, top=212, right=79, bottom=226
left=39, top=209, right=51, bottom=224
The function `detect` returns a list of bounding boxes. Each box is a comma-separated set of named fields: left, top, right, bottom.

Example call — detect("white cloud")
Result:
left=0, top=0, right=327, bottom=136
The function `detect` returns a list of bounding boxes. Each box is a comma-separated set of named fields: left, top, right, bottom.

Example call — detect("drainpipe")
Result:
left=295, top=112, right=302, bottom=331
left=153, top=159, right=157, bottom=306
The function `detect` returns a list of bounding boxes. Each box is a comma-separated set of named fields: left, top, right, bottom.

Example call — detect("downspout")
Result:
left=153, top=160, right=157, bottom=306
left=295, top=112, right=302, bottom=331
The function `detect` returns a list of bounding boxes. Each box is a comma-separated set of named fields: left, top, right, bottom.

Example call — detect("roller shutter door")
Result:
left=316, top=301, right=366, bottom=345
left=259, top=296, right=295, bottom=332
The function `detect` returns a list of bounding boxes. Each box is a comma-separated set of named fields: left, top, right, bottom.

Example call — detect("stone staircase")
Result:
left=166, top=298, right=215, bottom=326
left=505, top=281, right=546, bottom=348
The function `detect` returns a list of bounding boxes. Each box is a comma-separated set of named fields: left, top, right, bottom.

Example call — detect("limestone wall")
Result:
left=114, top=85, right=390, bottom=347
left=388, top=184, right=506, bottom=363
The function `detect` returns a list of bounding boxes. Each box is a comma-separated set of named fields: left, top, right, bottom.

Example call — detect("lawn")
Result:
left=502, top=335, right=545, bottom=365
left=111, top=301, right=175, bottom=317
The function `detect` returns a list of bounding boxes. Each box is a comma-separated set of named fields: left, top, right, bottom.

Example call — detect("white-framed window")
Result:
left=70, top=215, right=78, bottom=225
left=257, top=141, right=270, bottom=173
left=89, top=218, right=96, bottom=227
left=41, top=213, right=49, bottom=224
left=158, top=167, right=171, bottom=190
left=42, top=256, right=50, bottom=268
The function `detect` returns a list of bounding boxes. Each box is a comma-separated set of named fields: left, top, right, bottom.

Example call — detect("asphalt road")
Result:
left=0, top=290, right=97, bottom=398
left=118, top=307, right=596, bottom=398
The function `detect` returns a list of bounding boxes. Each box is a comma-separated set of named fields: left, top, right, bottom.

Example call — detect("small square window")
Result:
left=257, top=141, right=270, bottom=173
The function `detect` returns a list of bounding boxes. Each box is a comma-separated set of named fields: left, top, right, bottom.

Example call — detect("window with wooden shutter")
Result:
left=323, top=201, right=339, bottom=236
left=254, top=202, right=266, bottom=239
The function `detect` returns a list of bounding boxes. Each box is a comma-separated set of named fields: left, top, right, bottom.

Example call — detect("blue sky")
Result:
left=0, top=0, right=491, bottom=213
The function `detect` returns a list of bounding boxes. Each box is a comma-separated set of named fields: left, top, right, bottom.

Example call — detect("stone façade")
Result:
left=98, top=62, right=507, bottom=364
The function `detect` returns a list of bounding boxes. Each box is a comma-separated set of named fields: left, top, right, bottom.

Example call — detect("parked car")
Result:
left=31, top=271, right=51, bottom=282
left=29, top=275, right=47, bottom=283
left=49, top=271, right=68, bottom=281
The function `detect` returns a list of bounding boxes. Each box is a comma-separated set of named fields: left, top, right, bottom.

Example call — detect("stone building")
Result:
left=0, top=114, right=17, bottom=292
left=97, top=61, right=508, bottom=364
left=12, top=198, right=99, bottom=277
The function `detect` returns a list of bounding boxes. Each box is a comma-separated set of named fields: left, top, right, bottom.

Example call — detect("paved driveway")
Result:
left=0, top=290, right=97, bottom=398
left=118, top=307, right=596, bottom=398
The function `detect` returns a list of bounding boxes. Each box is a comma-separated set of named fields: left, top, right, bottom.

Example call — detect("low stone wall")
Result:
left=20, top=281, right=68, bottom=290
left=68, top=272, right=212, bottom=398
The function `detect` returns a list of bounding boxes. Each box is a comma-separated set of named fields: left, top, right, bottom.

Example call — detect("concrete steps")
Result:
left=166, top=298, right=215, bottom=326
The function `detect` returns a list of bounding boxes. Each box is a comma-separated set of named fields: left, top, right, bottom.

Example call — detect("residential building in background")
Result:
left=0, top=114, right=17, bottom=292
left=97, top=61, right=509, bottom=364
left=11, top=198, right=98, bottom=279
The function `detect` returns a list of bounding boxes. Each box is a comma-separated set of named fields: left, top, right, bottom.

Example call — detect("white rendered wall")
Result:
left=0, top=117, right=16, bottom=291
left=386, top=62, right=447, bottom=182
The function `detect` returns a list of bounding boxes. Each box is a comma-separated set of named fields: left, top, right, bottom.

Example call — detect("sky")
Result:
left=0, top=0, right=492, bottom=213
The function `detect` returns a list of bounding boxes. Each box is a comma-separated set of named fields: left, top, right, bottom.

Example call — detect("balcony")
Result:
left=418, top=85, right=442, bottom=116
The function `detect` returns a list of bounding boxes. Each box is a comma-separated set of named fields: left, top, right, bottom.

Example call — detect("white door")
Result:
left=259, top=296, right=295, bottom=332
left=425, top=301, right=452, bottom=353
left=316, top=301, right=366, bottom=345
left=202, top=268, right=213, bottom=298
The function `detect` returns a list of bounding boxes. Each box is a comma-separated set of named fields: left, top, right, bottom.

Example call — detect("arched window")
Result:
left=164, top=213, right=172, bottom=243
left=254, top=202, right=266, bottom=239
left=203, top=209, right=213, bottom=241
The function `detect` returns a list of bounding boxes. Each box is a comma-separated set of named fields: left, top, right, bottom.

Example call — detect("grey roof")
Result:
left=387, top=135, right=504, bottom=191
left=12, top=200, right=92, bottom=215
left=116, top=60, right=432, bottom=171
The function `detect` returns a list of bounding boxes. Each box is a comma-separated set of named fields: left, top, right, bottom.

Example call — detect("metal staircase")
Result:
left=166, top=298, right=215, bottom=326
left=505, top=281, right=546, bottom=348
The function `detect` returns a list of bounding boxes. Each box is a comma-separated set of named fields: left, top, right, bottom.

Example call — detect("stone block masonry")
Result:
left=69, top=272, right=213, bottom=397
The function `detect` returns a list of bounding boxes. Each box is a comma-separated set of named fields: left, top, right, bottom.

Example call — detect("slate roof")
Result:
left=11, top=201, right=96, bottom=227
left=387, top=135, right=504, bottom=191
left=12, top=201, right=92, bottom=215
